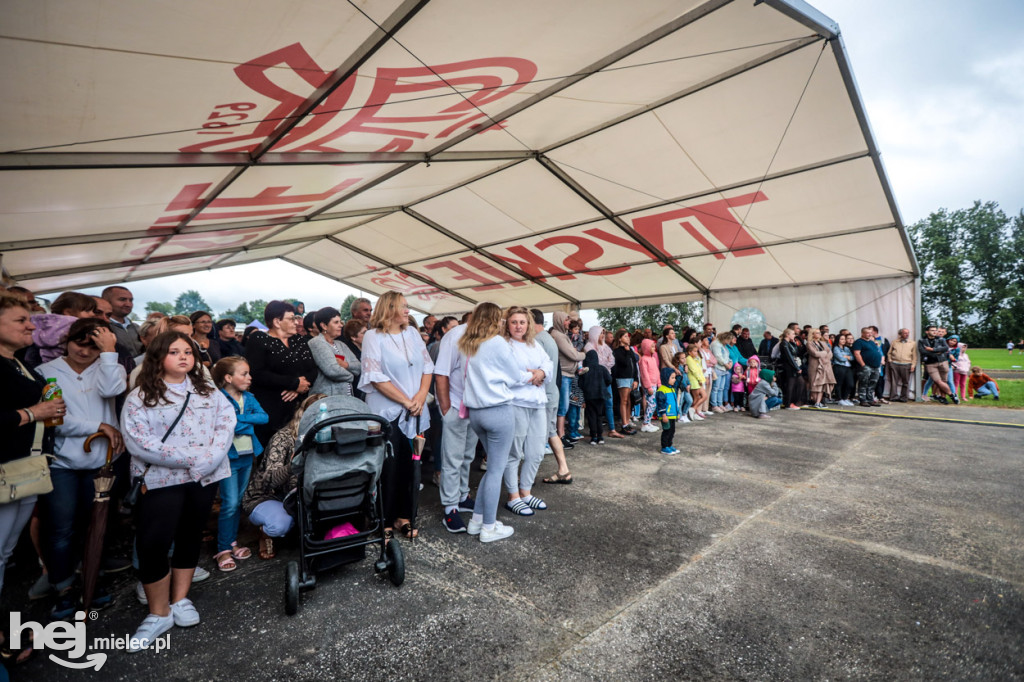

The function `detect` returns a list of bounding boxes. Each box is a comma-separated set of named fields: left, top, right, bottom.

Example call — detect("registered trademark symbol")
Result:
left=88, top=610, right=99, bottom=621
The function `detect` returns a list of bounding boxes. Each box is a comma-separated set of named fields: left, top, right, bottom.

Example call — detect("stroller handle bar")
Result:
left=298, top=412, right=392, bottom=453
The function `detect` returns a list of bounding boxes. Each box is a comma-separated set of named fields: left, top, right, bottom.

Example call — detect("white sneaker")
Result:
left=679, top=415, right=690, bottom=424
left=128, top=612, right=174, bottom=653
left=467, top=518, right=482, bottom=535
left=641, top=423, right=658, bottom=433
left=170, top=598, right=201, bottom=627
left=192, top=566, right=210, bottom=583
left=701, top=411, right=712, bottom=417
left=692, top=412, right=705, bottom=421
left=479, top=521, right=514, bottom=543
left=135, top=581, right=148, bottom=605
left=543, top=444, right=553, bottom=455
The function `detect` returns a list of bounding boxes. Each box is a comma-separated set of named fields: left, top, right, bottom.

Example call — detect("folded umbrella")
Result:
left=80, top=431, right=117, bottom=612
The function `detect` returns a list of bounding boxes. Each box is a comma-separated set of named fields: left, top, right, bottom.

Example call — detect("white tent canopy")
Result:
left=0, top=0, right=917, bottom=328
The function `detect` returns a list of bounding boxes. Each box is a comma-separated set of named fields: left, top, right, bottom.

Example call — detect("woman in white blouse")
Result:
left=357, top=292, right=433, bottom=540
left=460, top=303, right=545, bottom=543
left=502, top=306, right=552, bottom=517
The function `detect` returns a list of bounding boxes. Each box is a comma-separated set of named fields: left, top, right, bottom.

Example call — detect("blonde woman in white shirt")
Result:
left=357, top=292, right=433, bottom=540
left=502, top=306, right=552, bottom=516
left=460, top=303, right=544, bottom=543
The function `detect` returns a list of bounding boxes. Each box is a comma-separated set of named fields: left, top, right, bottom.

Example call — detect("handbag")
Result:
left=0, top=423, right=53, bottom=502
left=2, top=358, right=55, bottom=503
left=629, top=386, right=643, bottom=404
left=124, top=392, right=191, bottom=507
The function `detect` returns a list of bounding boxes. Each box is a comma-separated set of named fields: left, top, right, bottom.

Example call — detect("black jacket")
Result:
left=579, top=350, right=611, bottom=400
left=611, top=345, right=635, bottom=380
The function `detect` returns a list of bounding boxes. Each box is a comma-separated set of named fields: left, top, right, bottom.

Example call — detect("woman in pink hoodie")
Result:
left=638, top=339, right=660, bottom=432
left=584, top=326, right=625, bottom=439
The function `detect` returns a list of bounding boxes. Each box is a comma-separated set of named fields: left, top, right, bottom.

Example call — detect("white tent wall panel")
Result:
left=340, top=212, right=465, bottom=263
left=335, top=159, right=511, bottom=212
left=4, top=239, right=161, bottom=279
left=21, top=267, right=135, bottom=296
left=707, top=275, right=917, bottom=341
left=147, top=224, right=283, bottom=260
left=638, top=44, right=866, bottom=188
left=413, top=160, right=601, bottom=242
left=1, top=0, right=400, bottom=153
left=453, top=0, right=813, bottom=152
left=0, top=167, right=233, bottom=242
left=677, top=229, right=911, bottom=291
left=258, top=214, right=382, bottom=244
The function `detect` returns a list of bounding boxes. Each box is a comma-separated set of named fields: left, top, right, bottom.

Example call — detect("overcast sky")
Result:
left=81, top=0, right=1024, bottom=326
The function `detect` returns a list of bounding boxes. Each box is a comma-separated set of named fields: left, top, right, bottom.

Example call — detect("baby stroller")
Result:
left=284, top=396, right=404, bottom=615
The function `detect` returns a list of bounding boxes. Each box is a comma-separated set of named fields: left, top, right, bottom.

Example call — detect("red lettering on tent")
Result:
left=459, top=256, right=527, bottom=290
left=368, top=270, right=446, bottom=302
left=582, top=227, right=656, bottom=271
left=631, top=192, right=767, bottom=259
left=420, top=259, right=506, bottom=291
left=533, top=236, right=607, bottom=273
left=491, top=245, right=577, bottom=282
left=181, top=43, right=536, bottom=154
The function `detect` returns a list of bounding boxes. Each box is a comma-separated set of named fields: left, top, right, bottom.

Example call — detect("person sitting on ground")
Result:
left=967, top=367, right=999, bottom=400
left=749, top=369, right=782, bottom=419
left=655, top=368, right=681, bottom=455
left=242, top=394, right=326, bottom=559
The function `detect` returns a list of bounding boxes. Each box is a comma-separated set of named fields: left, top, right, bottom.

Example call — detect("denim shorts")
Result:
left=614, top=378, right=633, bottom=389
left=557, top=374, right=572, bottom=417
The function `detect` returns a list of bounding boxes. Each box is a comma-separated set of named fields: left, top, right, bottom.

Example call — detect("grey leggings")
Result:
left=504, top=405, right=546, bottom=494
left=468, top=404, right=515, bottom=526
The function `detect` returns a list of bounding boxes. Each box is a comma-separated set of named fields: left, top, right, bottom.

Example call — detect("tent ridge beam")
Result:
left=12, top=234, right=321, bottom=281
left=323, top=235, right=479, bottom=307
left=422, top=0, right=736, bottom=158
left=543, top=34, right=822, bottom=155
left=0, top=150, right=539, bottom=170
left=536, top=154, right=708, bottom=294
left=400, top=207, right=579, bottom=306
left=761, top=0, right=840, bottom=39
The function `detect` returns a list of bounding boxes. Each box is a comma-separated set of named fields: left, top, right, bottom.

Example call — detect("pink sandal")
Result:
left=230, top=542, right=252, bottom=560
left=214, top=550, right=236, bottom=572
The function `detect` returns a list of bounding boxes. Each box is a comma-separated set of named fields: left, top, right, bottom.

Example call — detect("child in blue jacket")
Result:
left=655, top=368, right=681, bottom=455
left=212, top=357, right=268, bottom=571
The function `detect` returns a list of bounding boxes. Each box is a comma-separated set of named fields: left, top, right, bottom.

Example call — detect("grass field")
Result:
left=960, top=379, right=1023, bottom=409
left=964, top=347, right=1024, bottom=371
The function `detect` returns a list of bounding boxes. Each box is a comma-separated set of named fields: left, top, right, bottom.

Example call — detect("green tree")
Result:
left=221, top=299, right=269, bottom=324
left=174, top=290, right=211, bottom=316
left=145, top=300, right=174, bottom=316
left=339, top=294, right=357, bottom=320
left=909, top=208, right=974, bottom=334
left=962, top=202, right=1017, bottom=345
left=596, top=302, right=702, bottom=332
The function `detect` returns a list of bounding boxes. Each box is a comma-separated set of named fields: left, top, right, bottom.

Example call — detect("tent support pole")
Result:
left=914, top=275, right=923, bottom=402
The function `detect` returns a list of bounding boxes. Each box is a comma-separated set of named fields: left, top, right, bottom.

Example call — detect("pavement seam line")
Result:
left=755, top=518, right=1024, bottom=591
left=528, top=422, right=885, bottom=677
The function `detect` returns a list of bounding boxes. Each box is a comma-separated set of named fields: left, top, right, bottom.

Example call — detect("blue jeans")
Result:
left=603, top=384, right=616, bottom=432
left=710, top=373, right=728, bottom=407
left=765, top=396, right=783, bottom=410
left=678, top=389, right=693, bottom=414
left=41, top=467, right=99, bottom=590
left=218, top=455, right=254, bottom=552
left=249, top=500, right=294, bottom=537
left=557, top=375, right=572, bottom=417
left=566, top=403, right=582, bottom=438
left=975, top=381, right=999, bottom=398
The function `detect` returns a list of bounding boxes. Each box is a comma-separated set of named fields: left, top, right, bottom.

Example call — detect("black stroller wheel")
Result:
left=386, top=540, right=405, bottom=586
left=285, top=561, right=300, bottom=615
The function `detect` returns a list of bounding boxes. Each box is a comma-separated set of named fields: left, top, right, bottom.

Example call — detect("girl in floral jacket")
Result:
left=121, top=331, right=235, bottom=653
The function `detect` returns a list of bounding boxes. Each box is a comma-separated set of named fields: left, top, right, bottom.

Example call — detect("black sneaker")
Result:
left=560, top=437, right=575, bottom=450
left=443, top=510, right=467, bottom=533
left=50, top=594, right=77, bottom=622
left=951, top=395, right=960, bottom=404
left=936, top=396, right=949, bottom=404
left=567, top=435, right=582, bottom=443
left=597, top=438, right=605, bottom=444
left=101, top=556, right=133, bottom=574
left=458, top=496, right=475, bottom=512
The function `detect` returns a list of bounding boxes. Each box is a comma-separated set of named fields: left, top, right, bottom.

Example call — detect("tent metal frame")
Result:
left=1, top=0, right=919, bottom=322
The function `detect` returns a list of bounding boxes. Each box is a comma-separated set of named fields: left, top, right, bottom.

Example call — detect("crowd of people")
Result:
left=0, top=281, right=1000, bottom=659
